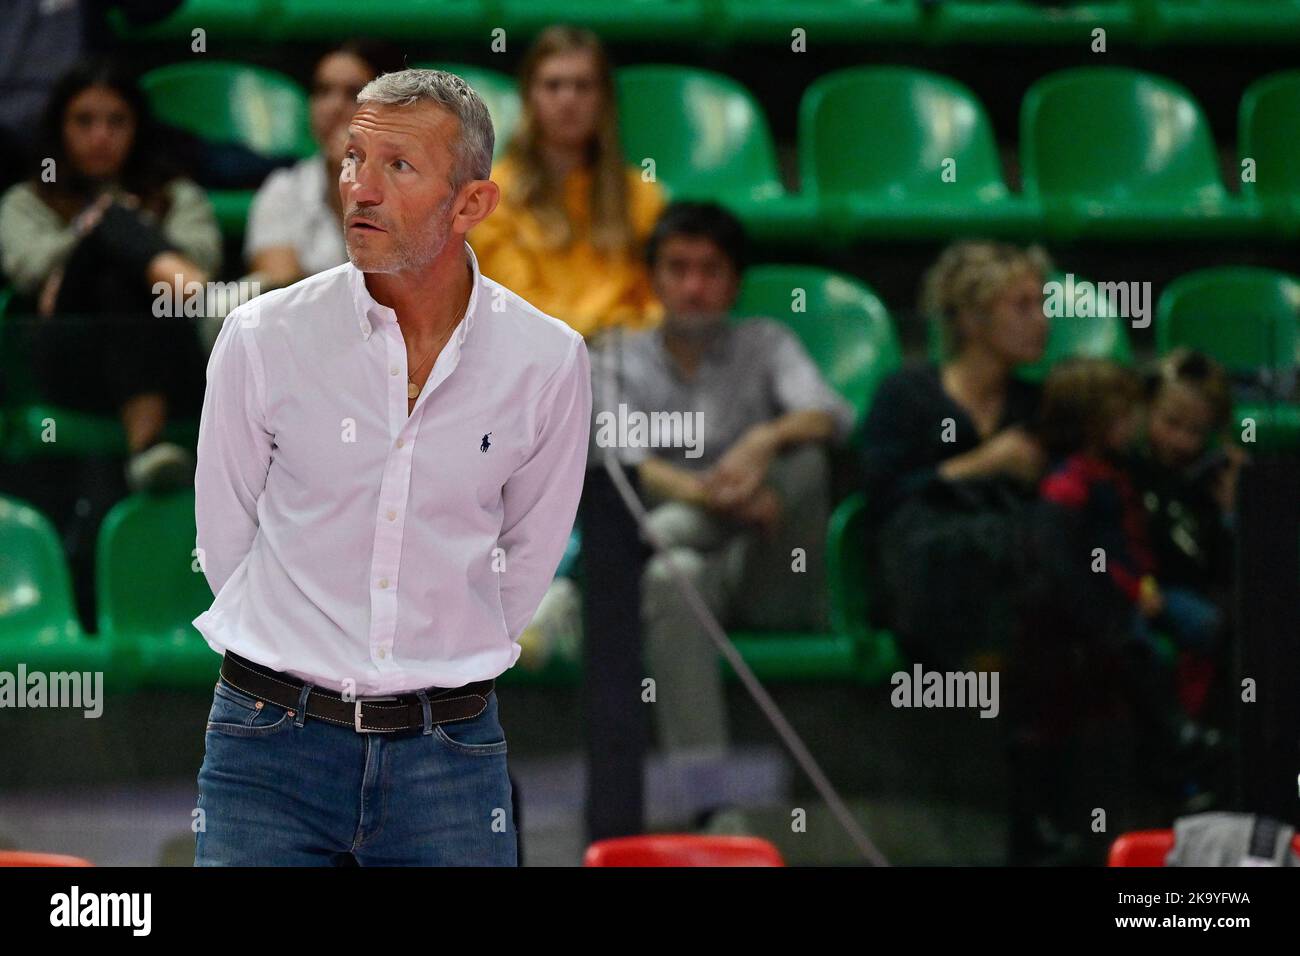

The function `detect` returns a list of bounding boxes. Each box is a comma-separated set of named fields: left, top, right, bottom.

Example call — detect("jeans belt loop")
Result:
left=415, top=688, right=434, bottom=736
left=294, top=683, right=312, bottom=728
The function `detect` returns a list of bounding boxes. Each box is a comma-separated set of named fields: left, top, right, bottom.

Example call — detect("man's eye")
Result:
left=392, top=159, right=411, bottom=171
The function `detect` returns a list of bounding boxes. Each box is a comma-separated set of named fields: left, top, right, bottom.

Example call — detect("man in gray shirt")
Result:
left=589, top=201, right=854, bottom=764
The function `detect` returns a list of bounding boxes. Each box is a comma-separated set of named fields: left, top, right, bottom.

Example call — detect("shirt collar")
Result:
left=348, top=240, right=482, bottom=344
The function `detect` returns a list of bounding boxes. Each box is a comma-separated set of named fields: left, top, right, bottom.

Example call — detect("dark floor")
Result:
left=0, top=681, right=1186, bottom=865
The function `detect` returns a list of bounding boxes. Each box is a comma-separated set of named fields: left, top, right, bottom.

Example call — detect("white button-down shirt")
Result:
left=193, top=242, right=591, bottom=695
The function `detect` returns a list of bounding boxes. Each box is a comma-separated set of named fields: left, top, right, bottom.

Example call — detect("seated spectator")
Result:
left=468, top=24, right=664, bottom=338
left=0, top=57, right=221, bottom=491
left=527, top=202, right=854, bottom=781
left=1130, top=349, right=1241, bottom=718
left=1039, top=359, right=1157, bottom=647
left=241, top=40, right=404, bottom=296
left=858, top=240, right=1050, bottom=671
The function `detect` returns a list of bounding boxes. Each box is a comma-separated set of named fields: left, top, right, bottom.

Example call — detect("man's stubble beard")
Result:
left=345, top=192, right=456, bottom=274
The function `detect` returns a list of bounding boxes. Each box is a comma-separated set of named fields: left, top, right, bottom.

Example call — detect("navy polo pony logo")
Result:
left=481, top=432, right=492, bottom=453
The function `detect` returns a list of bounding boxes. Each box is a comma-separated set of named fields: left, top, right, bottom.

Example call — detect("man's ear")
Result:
left=453, top=179, right=500, bottom=235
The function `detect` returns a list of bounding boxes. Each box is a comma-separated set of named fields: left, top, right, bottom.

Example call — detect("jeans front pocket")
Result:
left=432, top=691, right=507, bottom=756
left=206, top=678, right=295, bottom=738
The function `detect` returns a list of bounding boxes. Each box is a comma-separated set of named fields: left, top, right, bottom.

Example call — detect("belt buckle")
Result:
left=354, top=695, right=399, bottom=733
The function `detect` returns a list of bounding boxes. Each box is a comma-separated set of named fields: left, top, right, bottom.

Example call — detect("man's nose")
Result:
left=682, top=273, right=710, bottom=298
left=347, top=163, right=382, bottom=205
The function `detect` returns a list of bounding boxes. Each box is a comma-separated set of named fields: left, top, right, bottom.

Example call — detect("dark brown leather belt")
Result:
left=219, top=651, right=495, bottom=735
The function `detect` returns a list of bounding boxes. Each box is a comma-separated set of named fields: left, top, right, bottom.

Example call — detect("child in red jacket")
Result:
left=1037, top=359, right=1220, bottom=805
left=1039, top=360, right=1160, bottom=630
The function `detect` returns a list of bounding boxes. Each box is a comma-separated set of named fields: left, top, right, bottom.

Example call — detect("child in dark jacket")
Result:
left=1129, top=349, right=1242, bottom=718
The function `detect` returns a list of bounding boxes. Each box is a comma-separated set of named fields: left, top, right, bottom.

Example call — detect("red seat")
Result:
left=583, top=835, right=784, bottom=867
left=0, top=851, right=93, bottom=867
left=1109, top=829, right=1300, bottom=866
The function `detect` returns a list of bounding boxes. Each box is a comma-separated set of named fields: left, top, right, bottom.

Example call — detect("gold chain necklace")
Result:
left=407, top=294, right=470, bottom=400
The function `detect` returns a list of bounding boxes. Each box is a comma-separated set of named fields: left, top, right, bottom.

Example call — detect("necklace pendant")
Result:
left=407, top=381, right=420, bottom=400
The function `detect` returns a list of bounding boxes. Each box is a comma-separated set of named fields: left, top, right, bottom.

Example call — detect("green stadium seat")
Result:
left=1233, top=402, right=1300, bottom=452
left=717, top=0, right=922, bottom=43
left=724, top=487, right=902, bottom=685
left=734, top=265, right=903, bottom=430
left=268, top=0, right=487, bottom=41
left=1019, top=290, right=1135, bottom=383
left=824, top=491, right=903, bottom=683
left=0, top=300, right=198, bottom=461
left=95, top=491, right=220, bottom=689
left=497, top=0, right=708, bottom=41
left=799, top=67, right=1039, bottom=241
left=141, top=62, right=314, bottom=239
left=926, top=270, right=1135, bottom=381
left=108, top=0, right=268, bottom=41
left=1239, top=70, right=1300, bottom=237
left=1020, top=67, right=1255, bottom=239
left=928, top=0, right=1139, bottom=44
left=206, top=191, right=256, bottom=239
left=141, top=62, right=314, bottom=159
left=2, top=404, right=198, bottom=460
left=414, top=63, right=520, bottom=158
left=0, top=495, right=118, bottom=681
left=1149, top=0, right=1300, bottom=44
left=1156, top=266, right=1300, bottom=375
left=615, top=65, right=817, bottom=244
left=1157, top=266, right=1300, bottom=451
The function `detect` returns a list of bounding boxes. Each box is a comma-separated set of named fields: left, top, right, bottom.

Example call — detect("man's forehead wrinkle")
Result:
left=348, top=107, right=458, bottom=155
left=349, top=112, right=426, bottom=140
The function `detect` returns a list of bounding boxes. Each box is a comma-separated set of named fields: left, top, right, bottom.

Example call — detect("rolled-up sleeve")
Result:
left=766, top=320, right=856, bottom=442
left=194, top=304, right=273, bottom=597
left=0, top=184, right=80, bottom=296
left=497, top=335, right=593, bottom=641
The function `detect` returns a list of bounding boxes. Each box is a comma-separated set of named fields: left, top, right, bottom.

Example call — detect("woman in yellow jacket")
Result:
left=469, top=25, right=664, bottom=339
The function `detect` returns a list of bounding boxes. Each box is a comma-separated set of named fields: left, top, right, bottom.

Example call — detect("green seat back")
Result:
left=734, top=265, right=902, bottom=425
left=1156, top=266, right=1300, bottom=374
left=96, top=491, right=214, bottom=641
left=800, top=67, right=1010, bottom=204
left=826, top=491, right=869, bottom=636
left=1021, top=67, right=1228, bottom=207
left=1021, top=288, right=1135, bottom=382
left=616, top=65, right=785, bottom=203
left=1239, top=70, right=1300, bottom=206
left=0, top=495, right=81, bottom=644
left=141, top=61, right=314, bottom=157
left=272, top=0, right=486, bottom=40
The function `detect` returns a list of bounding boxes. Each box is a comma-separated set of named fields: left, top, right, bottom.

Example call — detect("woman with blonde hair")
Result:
left=858, top=239, right=1052, bottom=664
left=859, top=239, right=1064, bottom=862
left=468, top=25, right=664, bottom=338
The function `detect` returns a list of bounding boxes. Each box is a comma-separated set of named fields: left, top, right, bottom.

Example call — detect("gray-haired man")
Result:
left=193, top=70, right=591, bottom=865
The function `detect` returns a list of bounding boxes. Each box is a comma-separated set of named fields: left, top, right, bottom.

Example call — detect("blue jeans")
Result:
left=195, top=676, right=517, bottom=866
left=1133, top=586, right=1223, bottom=655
